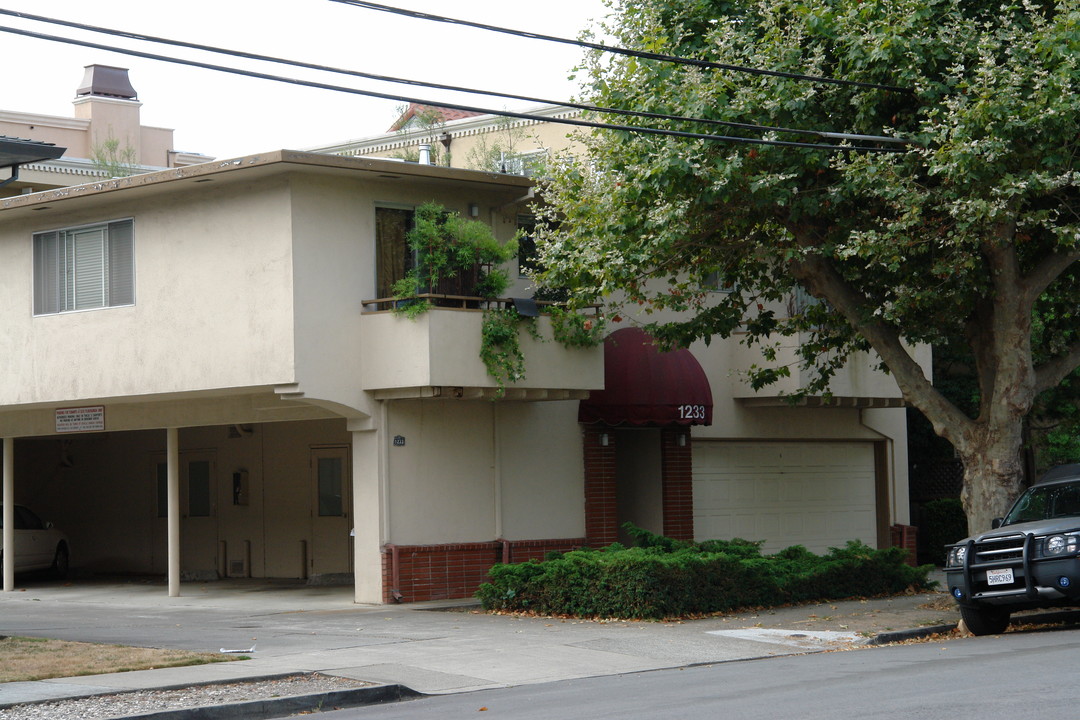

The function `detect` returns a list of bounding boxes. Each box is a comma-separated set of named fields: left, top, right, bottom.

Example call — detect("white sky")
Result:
left=0, top=0, right=611, bottom=159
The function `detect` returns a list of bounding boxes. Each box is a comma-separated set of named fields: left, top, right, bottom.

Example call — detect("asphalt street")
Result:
left=313, top=625, right=1080, bottom=720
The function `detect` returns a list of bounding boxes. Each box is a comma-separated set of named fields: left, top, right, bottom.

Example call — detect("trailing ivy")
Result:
left=480, top=309, right=541, bottom=397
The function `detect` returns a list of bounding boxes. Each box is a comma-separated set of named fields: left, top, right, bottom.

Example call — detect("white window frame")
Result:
left=33, top=218, right=135, bottom=315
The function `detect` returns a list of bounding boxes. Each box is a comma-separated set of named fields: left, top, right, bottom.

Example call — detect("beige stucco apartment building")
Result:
left=0, top=76, right=926, bottom=605
left=309, top=102, right=585, bottom=175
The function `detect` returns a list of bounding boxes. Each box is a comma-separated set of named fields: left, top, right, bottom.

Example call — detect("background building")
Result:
left=0, top=65, right=210, bottom=198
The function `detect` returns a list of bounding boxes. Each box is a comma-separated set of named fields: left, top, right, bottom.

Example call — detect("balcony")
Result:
left=360, top=297, right=605, bottom=400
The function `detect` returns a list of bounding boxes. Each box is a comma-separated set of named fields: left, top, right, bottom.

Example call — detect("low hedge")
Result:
left=476, top=525, right=933, bottom=619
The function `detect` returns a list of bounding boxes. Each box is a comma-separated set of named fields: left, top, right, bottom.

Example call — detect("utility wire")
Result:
left=329, top=0, right=911, bottom=94
left=0, top=8, right=908, bottom=146
left=0, top=24, right=905, bottom=152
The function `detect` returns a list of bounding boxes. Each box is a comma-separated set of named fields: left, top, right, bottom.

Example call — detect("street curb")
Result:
left=121, top=683, right=423, bottom=720
left=868, top=623, right=957, bottom=645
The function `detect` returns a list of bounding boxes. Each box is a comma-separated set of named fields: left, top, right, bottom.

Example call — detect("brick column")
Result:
left=661, top=428, right=695, bottom=541
left=583, top=428, right=618, bottom=547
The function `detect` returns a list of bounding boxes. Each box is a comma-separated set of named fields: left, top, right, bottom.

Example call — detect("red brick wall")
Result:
left=661, top=429, right=695, bottom=541
left=583, top=429, right=618, bottom=547
left=890, top=524, right=918, bottom=567
left=381, top=538, right=585, bottom=603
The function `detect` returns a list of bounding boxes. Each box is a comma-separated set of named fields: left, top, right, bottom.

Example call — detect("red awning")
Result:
left=579, top=327, right=713, bottom=426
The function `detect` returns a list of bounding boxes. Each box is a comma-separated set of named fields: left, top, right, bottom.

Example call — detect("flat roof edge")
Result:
left=1, top=150, right=534, bottom=212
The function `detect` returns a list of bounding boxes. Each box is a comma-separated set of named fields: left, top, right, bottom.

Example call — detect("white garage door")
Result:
left=693, top=441, right=879, bottom=554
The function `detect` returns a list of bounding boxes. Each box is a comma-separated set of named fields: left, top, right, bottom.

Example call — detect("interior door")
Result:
left=181, top=453, right=219, bottom=576
left=310, top=446, right=351, bottom=577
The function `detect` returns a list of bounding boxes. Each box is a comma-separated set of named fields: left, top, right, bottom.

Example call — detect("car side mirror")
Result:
left=991, top=517, right=1004, bottom=529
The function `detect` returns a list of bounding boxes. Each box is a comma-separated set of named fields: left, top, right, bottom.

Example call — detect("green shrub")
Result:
left=475, top=524, right=933, bottom=619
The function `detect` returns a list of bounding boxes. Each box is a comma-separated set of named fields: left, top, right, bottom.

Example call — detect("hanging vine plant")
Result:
left=391, top=202, right=517, bottom=317
left=480, top=309, right=530, bottom=397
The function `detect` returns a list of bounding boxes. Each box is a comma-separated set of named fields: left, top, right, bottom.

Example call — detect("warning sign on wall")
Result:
left=55, top=406, right=105, bottom=433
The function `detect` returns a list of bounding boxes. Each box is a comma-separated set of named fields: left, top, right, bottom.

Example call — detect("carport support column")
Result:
left=350, top=424, right=383, bottom=604
left=167, top=427, right=181, bottom=597
left=3, top=437, right=13, bottom=592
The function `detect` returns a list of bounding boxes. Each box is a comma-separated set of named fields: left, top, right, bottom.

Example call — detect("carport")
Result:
left=4, top=408, right=366, bottom=597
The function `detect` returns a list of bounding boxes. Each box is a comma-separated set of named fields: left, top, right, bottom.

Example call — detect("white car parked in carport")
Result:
left=0, top=505, right=69, bottom=577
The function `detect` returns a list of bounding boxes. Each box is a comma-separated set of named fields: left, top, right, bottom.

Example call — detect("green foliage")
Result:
left=920, top=498, right=969, bottom=560
left=90, top=130, right=138, bottom=178
left=480, top=309, right=540, bottom=397
left=390, top=104, right=447, bottom=165
left=548, top=307, right=607, bottom=348
left=397, top=202, right=517, bottom=301
left=535, top=0, right=1080, bottom=528
left=476, top=524, right=933, bottom=619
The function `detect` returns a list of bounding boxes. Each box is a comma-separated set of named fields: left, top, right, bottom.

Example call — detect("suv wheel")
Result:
left=960, top=605, right=1010, bottom=636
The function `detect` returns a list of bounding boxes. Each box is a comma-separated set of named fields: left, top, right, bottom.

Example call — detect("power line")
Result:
left=0, top=8, right=909, bottom=146
left=0, top=24, right=905, bottom=153
left=329, top=0, right=911, bottom=94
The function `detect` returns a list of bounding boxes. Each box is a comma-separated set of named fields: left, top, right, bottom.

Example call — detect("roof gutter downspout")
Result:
left=0, top=164, right=22, bottom=189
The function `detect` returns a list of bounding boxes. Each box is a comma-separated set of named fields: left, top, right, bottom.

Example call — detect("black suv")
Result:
left=946, top=465, right=1080, bottom=635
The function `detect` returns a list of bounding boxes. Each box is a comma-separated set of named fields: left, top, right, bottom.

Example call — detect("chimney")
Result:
left=418, top=144, right=431, bottom=165
left=76, top=65, right=138, bottom=100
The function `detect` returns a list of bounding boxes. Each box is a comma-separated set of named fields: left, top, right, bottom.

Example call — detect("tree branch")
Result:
left=788, top=248, right=973, bottom=443
left=1035, top=341, right=1080, bottom=395
left=1024, top=249, right=1080, bottom=306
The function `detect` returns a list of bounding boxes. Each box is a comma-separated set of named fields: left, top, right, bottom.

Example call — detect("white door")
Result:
left=310, top=447, right=351, bottom=577
left=693, top=441, right=879, bottom=554
left=182, top=454, right=219, bottom=576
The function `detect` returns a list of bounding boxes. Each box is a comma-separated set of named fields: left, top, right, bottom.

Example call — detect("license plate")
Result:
left=987, top=568, right=1015, bottom=586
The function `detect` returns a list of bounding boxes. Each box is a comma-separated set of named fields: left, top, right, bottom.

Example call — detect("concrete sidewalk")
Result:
left=0, top=574, right=959, bottom=714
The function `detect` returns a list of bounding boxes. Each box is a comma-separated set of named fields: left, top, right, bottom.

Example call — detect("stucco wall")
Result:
left=496, top=401, right=585, bottom=540
left=385, top=399, right=496, bottom=544
left=384, top=398, right=586, bottom=545
left=0, top=181, right=298, bottom=407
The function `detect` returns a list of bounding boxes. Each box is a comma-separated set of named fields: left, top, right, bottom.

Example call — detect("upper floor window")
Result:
left=375, top=206, right=415, bottom=299
left=33, top=218, right=135, bottom=315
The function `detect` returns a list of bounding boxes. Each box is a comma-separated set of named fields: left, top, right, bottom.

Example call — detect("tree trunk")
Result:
left=957, top=433, right=1026, bottom=535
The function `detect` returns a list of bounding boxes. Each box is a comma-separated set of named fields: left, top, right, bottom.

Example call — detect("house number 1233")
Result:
left=678, top=405, right=706, bottom=420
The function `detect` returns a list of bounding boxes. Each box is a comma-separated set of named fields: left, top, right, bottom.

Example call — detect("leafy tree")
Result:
left=90, top=130, right=138, bottom=178
left=389, top=104, right=447, bottom=165
left=536, top=0, right=1080, bottom=533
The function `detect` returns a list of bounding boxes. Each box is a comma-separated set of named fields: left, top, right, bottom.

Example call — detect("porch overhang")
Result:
left=579, top=327, right=713, bottom=427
